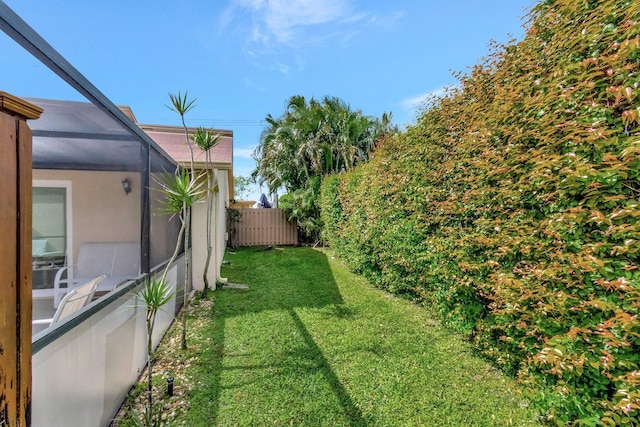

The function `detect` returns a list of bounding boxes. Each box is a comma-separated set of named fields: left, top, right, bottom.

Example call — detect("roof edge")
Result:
left=139, top=123, right=233, bottom=137
left=178, top=160, right=233, bottom=170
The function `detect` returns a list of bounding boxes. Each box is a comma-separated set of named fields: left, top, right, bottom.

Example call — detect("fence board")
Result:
left=232, top=208, right=298, bottom=247
left=0, top=93, right=40, bottom=427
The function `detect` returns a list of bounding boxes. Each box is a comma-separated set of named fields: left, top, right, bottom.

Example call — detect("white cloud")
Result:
left=393, top=86, right=456, bottom=126
left=224, top=0, right=366, bottom=47
left=218, top=6, right=235, bottom=32
left=367, top=10, right=405, bottom=32
left=270, top=0, right=347, bottom=42
left=399, top=87, right=449, bottom=111
left=234, top=147, right=256, bottom=159
left=272, top=61, right=289, bottom=75
left=218, top=1, right=406, bottom=75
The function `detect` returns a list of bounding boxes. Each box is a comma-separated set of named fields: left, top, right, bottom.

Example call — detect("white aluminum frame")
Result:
left=32, top=179, right=73, bottom=300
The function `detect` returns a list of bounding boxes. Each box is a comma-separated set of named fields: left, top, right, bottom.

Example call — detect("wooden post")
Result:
left=0, top=92, right=42, bottom=427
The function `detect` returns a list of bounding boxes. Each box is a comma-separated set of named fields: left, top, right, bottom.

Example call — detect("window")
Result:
left=32, top=180, right=72, bottom=298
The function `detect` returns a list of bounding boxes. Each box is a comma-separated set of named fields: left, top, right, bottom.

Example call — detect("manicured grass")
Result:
left=174, top=246, right=537, bottom=426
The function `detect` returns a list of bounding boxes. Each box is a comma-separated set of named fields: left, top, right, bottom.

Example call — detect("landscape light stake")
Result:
left=167, top=377, right=174, bottom=397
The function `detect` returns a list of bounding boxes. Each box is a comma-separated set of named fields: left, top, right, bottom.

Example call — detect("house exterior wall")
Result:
left=191, top=168, right=229, bottom=291
left=31, top=259, right=182, bottom=427
left=33, top=170, right=141, bottom=264
left=215, top=170, right=229, bottom=282
left=192, top=200, right=210, bottom=291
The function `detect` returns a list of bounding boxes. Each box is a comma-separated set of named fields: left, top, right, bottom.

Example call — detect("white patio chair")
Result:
left=33, top=275, right=105, bottom=327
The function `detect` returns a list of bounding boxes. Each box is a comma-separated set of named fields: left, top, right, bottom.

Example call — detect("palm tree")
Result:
left=137, top=277, right=174, bottom=425
left=132, top=168, right=203, bottom=425
left=166, top=91, right=199, bottom=350
left=253, top=95, right=392, bottom=242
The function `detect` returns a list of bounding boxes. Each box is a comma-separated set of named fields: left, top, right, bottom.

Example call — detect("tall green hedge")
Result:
left=321, top=0, right=640, bottom=424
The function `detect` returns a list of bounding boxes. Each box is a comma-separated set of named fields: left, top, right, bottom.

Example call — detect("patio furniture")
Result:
left=33, top=275, right=105, bottom=327
left=32, top=238, right=65, bottom=268
left=53, top=242, right=140, bottom=308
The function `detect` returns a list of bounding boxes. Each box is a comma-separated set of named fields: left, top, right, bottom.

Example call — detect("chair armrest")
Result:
left=54, top=265, right=73, bottom=286
left=54, top=266, right=84, bottom=288
left=54, top=265, right=76, bottom=308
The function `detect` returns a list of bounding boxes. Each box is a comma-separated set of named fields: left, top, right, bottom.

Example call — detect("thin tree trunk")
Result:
left=181, top=207, right=191, bottom=350
left=146, top=311, right=156, bottom=416
left=179, top=115, right=194, bottom=350
left=160, top=214, right=186, bottom=286
left=202, top=151, right=213, bottom=292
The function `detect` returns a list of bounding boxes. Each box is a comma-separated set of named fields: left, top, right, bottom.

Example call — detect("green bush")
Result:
left=320, top=0, right=640, bottom=423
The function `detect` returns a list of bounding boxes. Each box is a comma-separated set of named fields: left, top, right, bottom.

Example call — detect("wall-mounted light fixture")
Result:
left=122, top=178, right=131, bottom=195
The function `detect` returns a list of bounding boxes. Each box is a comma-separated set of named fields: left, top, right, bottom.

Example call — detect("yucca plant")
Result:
left=167, top=92, right=197, bottom=171
left=191, top=127, right=221, bottom=293
left=153, top=167, right=206, bottom=350
left=120, top=406, right=165, bottom=427
left=166, top=92, right=203, bottom=350
left=125, top=94, right=206, bottom=425
left=135, top=277, right=175, bottom=426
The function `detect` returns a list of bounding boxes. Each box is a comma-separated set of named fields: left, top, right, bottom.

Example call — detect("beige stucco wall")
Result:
left=192, top=201, right=209, bottom=291
left=215, top=170, right=229, bottom=282
left=33, top=170, right=141, bottom=263
left=191, top=168, right=230, bottom=291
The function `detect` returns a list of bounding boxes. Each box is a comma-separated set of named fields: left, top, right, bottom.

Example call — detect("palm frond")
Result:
left=152, top=169, right=207, bottom=216
left=191, top=127, right=222, bottom=151
left=167, top=91, right=197, bottom=117
left=138, top=277, right=175, bottom=316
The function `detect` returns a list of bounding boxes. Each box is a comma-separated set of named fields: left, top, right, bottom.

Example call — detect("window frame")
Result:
left=32, top=179, right=73, bottom=299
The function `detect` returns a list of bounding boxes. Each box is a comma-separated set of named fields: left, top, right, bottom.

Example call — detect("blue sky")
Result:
left=2, top=0, right=535, bottom=202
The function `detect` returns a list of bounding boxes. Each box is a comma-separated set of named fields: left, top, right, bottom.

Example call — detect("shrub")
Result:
left=320, top=0, right=640, bottom=423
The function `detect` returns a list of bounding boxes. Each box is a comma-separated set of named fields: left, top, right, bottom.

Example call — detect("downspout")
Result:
left=214, top=169, right=228, bottom=285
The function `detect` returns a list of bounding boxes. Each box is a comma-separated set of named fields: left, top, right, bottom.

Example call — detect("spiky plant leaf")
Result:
left=152, top=170, right=207, bottom=217
left=167, top=91, right=196, bottom=117
left=138, top=277, right=175, bottom=319
left=191, top=127, right=221, bottom=151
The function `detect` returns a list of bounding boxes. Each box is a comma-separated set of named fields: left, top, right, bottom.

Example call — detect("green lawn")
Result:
left=166, top=246, right=537, bottom=426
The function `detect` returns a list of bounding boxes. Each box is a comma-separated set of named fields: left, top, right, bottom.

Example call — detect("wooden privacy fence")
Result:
left=0, top=92, right=42, bottom=426
left=231, top=208, right=298, bottom=247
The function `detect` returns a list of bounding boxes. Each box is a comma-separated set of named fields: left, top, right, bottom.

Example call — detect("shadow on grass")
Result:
left=189, top=247, right=367, bottom=426
left=287, top=308, right=365, bottom=424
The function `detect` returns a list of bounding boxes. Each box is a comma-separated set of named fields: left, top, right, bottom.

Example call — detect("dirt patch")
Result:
left=110, top=298, right=214, bottom=426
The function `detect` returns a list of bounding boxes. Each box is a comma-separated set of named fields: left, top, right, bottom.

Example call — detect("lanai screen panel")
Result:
left=149, top=147, right=183, bottom=269
left=26, top=98, right=144, bottom=172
